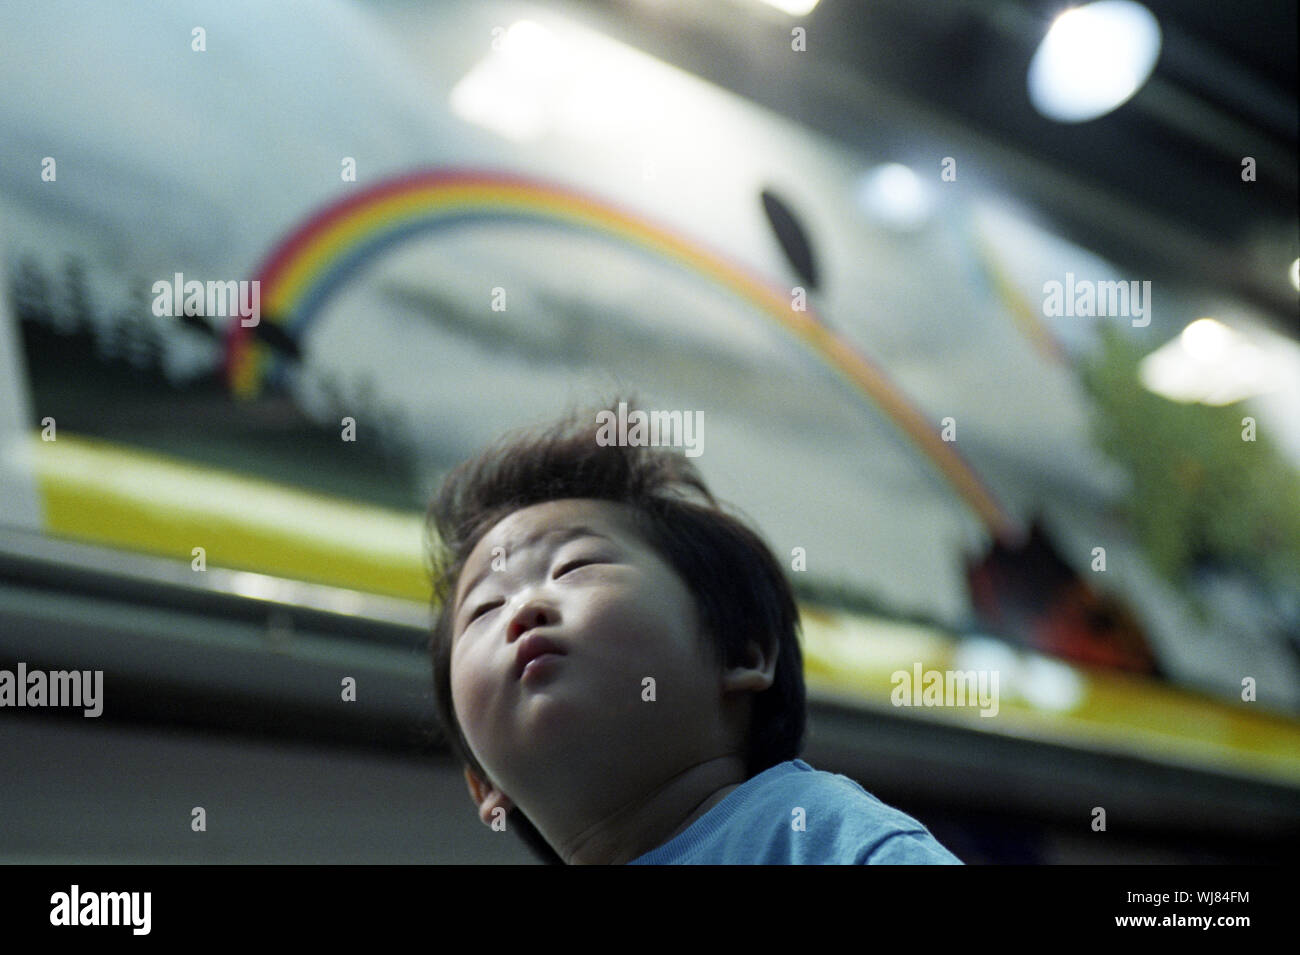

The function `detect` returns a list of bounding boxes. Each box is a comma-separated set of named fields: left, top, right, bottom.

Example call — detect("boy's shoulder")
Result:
left=627, top=759, right=963, bottom=865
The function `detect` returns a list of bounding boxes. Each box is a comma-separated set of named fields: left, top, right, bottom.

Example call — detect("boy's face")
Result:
left=448, top=497, right=728, bottom=812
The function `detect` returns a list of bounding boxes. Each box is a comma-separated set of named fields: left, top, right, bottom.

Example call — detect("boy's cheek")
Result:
left=449, top=652, right=498, bottom=737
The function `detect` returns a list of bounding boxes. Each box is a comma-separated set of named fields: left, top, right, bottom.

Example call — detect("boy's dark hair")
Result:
left=424, top=396, right=806, bottom=863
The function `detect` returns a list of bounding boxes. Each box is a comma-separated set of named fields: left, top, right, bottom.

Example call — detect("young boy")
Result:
left=425, top=398, right=962, bottom=865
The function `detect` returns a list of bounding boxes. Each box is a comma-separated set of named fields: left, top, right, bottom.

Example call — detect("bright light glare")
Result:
left=951, top=636, right=1085, bottom=713
left=755, top=0, right=822, bottom=15
left=449, top=20, right=563, bottom=142
left=498, top=20, right=556, bottom=65
left=856, top=163, right=934, bottom=231
left=1180, top=317, right=1233, bottom=361
left=1290, top=257, right=1299, bottom=292
left=227, top=571, right=291, bottom=602
left=1028, top=2, right=1162, bottom=123
left=1017, top=655, right=1085, bottom=712
left=1140, top=317, right=1276, bottom=405
left=450, top=17, right=679, bottom=145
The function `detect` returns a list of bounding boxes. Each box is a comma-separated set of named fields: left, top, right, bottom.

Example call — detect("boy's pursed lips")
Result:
left=514, top=633, right=567, bottom=680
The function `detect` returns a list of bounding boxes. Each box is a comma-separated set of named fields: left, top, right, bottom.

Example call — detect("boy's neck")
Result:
left=545, top=754, right=748, bottom=865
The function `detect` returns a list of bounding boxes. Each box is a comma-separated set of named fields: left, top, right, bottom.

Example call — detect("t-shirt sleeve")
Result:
left=862, top=830, right=964, bottom=864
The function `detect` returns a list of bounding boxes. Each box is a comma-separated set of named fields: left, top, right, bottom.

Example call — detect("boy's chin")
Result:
left=503, top=704, right=590, bottom=749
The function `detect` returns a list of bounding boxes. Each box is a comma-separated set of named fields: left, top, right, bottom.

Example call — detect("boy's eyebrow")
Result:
left=454, top=524, right=615, bottom=612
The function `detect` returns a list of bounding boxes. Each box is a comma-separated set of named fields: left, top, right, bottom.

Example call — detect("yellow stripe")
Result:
left=32, top=432, right=432, bottom=602
left=800, top=605, right=1300, bottom=787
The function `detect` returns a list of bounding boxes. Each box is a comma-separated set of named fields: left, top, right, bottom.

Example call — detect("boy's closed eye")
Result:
left=466, top=598, right=504, bottom=624
left=459, top=553, right=614, bottom=630
left=552, top=555, right=607, bottom=577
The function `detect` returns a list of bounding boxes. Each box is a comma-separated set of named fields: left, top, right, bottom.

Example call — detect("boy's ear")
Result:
left=464, top=766, right=515, bottom=826
left=721, top=635, right=777, bottom=695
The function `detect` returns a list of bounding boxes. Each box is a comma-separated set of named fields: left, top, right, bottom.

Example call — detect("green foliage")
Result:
left=1079, top=324, right=1300, bottom=601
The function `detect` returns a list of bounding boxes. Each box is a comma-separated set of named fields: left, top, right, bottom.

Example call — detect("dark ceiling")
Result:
left=576, top=0, right=1299, bottom=336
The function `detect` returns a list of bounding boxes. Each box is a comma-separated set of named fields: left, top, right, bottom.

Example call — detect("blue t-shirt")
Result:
left=627, top=759, right=963, bottom=864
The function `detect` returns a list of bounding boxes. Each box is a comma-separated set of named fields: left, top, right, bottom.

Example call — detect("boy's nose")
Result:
left=506, top=599, right=557, bottom=642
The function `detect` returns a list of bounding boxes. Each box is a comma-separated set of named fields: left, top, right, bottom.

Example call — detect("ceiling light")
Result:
left=1140, top=317, right=1278, bottom=406
left=1179, top=316, right=1233, bottom=361
left=856, top=163, right=934, bottom=232
left=1028, top=2, right=1162, bottom=123
left=755, top=0, right=822, bottom=15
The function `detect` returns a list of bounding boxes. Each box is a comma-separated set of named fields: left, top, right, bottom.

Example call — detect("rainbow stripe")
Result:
left=226, top=168, right=1020, bottom=540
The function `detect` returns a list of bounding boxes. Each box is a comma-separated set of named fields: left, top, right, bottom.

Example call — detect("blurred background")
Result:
left=1, top=0, right=1297, bottom=863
